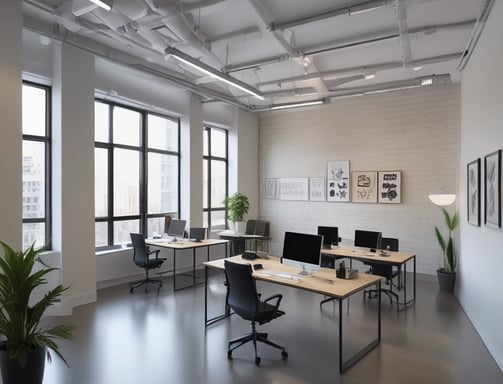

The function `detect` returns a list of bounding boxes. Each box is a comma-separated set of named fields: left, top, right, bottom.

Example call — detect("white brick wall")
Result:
left=258, top=84, right=460, bottom=275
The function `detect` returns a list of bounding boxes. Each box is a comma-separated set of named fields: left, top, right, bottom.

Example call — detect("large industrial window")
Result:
left=94, top=100, right=180, bottom=249
left=203, top=126, right=228, bottom=234
left=22, top=82, right=52, bottom=250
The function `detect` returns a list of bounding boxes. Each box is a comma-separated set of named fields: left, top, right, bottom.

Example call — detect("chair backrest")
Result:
left=164, top=215, right=172, bottom=234
left=224, top=261, right=258, bottom=319
left=381, top=237, right=399, bottom=252
left=254, top=221, right=270, bottom=237
left=130, top=233, right=149, bottom=265
left=245, top=219, right=258, bottom=235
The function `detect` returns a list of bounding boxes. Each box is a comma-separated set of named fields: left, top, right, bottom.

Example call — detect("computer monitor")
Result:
left=167, top=219, right=186, bottom=242
left=189, top=227, right=206, bottom=242
left=317, top=226, right=339, bottom=249
left=354, top=229, right=382, bottom=252
left=281, top=232, right=323, bottom=275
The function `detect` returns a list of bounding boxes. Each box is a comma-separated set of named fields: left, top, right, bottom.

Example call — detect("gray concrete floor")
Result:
left=38, top=270, right=502, bottom=384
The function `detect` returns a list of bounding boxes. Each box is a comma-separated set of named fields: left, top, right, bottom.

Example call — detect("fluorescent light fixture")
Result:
left=165, top=47, right=264, bottom=99
left=89, top=0, right=113, bottom=11
left=429, top=194, right=456, bottom=206
left=413, top=66, right=423, bottom=71
left=271, top=100, right=324, bottom=110
left=364, top=74, right=376, bottom=80
left=421, top=77, right=433, bottom=86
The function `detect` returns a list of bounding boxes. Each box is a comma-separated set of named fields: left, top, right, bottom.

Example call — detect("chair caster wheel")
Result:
left=227, top=351, right=232, bottom=360
left=281, top=351, right=288, bottom=360
left=255, top=356, right=261, bottom=365
left=129, top=288, right=133, bottom=294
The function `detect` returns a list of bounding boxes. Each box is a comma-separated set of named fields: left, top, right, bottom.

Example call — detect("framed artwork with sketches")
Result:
left=378, top=171, right=401, bottom=203
left=327, top=160, right=350, bottom=202
left=265, top=178, right=278, bottom=199
left=467, top=159, right=480, bottom=226
left=351, top=171, right=378, bottom=203
left=484, top=150, right=501, bottom=228
left=309, top=177, right=325, bottom=201
left=278, top=178, right=309, bottom=201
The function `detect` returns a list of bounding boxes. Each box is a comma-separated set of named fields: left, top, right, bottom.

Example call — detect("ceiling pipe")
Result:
left=256, top=53, right=461, bottom=88
left=457, top=0, right=495, bottom=70
left=395, top=0, right=412, bottom=67
left=224, top=20, right=475, bottom=74
left=270, top=0, right=394, bottom=31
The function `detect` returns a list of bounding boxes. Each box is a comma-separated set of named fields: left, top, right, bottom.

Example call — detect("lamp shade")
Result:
left=428, top=194, right=456, bottom=206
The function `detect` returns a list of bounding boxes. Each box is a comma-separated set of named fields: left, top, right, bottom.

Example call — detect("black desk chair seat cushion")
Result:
left=364, top=237, right=401, bottom=306
left=224, top=260, right=288, bottom=365
left=130, top=233, right=166, bottom=293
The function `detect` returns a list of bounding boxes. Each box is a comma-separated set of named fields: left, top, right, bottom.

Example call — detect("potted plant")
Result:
left=434, top=208, right=459, bottom=292
left=0, top=242, right=75, bottom=384
left=223, top=192, right=250, bottom=234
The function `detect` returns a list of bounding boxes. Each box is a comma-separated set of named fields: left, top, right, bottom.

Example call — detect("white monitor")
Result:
left=281, top=232, right=322, bottom=275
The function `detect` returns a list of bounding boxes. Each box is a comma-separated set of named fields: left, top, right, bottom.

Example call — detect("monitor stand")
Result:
left=168, top=237, right=179, bottom=244
left=298, top=265, right=310, bottom=276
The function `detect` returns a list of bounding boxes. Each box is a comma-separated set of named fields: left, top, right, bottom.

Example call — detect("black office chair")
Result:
left=364, top=237, right=401, bottom=305
left=129, top=233, right=166, bottom=293
left=224, top=260, right=288, bottom=365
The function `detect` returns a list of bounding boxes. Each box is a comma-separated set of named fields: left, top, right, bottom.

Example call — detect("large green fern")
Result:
left=0, top=242, right=75, bottom=368
left=434, top=208, right=459, bottom=273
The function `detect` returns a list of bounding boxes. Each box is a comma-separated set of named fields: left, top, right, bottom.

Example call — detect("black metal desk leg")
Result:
left=173, top=249, right=177, bottom=291
left=193, top=248, right=197, bottom=287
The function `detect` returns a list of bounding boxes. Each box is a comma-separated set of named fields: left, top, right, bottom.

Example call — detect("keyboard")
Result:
left=257, top=271, right=300, bottom=281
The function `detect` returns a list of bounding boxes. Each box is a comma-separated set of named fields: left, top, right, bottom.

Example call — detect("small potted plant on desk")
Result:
left=0, top=242, right=75, bottom=384
left=435, top=209, right=459, bottom=292
left=223, top=192, right=250, bottom=234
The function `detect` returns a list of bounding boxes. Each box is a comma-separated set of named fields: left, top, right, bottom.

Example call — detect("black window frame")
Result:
left=203, top=126, right=229, bottom=233
left=22, top=81, right=52, bottom=250
left=94, top=99, right=180, bottom=251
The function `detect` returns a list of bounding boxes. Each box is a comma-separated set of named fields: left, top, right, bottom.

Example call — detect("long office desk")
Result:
left=320, top=245, right=416, bottom=309
left=204, top=255, right=383, bottom=373
left=146, top=239, right=228, bottom=291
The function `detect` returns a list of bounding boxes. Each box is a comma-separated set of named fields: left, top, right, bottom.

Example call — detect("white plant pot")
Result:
left=234, top=221, right=246, bottom=235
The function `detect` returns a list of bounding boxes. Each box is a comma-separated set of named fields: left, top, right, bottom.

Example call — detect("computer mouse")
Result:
left=253, top=264, right=263, bottom=270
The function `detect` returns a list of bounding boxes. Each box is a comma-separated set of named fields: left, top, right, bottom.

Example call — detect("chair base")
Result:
left=365, top=287, right=399, bottom=306
left=227, top=324, right=287, bottom=365
left=130, top=277, right=163, bottom=293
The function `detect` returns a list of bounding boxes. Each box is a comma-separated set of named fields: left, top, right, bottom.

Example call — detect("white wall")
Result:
left=0, top=1, right=22, bottom=248
left=259, top=85, right=460, bottom=275
left=458, top=0, right=503, bottom=371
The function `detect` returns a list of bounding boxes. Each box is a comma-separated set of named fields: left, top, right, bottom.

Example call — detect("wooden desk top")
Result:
left=146, top=238, right=228, bottom=250
left=204, top=255, right=382, bottom=300
left=218, top=230, right=267, bottom=239
left=321, top=245, right=416, bottom=264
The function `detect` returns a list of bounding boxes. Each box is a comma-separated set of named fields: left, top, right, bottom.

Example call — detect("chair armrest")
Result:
left=264, top=293, right=283, bottom=312
left=148, top=249, right=160, bottom=259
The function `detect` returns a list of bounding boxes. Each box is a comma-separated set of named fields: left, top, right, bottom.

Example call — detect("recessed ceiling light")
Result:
left=364, top=74, right=376, bottom=80
left=413, top=66, right=423, bottom=71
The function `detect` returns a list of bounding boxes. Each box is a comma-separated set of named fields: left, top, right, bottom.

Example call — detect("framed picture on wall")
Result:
left=484, top=150, right=501, bottom=228
left=378, top=171, right=401, bottom=203
left=327, top=160, right=350, bottom=202
left=265, top=178, right=278, bottom=199
left=278, top=178, right=309, bottom=201
left=309, top=177, right=325, bottom=201
left=351, top=171, right=378, bottom=203
left=467, top=158, right=481, bottom=226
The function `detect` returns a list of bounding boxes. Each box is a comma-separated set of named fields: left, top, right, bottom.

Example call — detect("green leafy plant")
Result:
left=223, top=192, right=250, bottom=223
left=0, top=242, right=75, bottom=368
left=434, top=208, right=459, bottom=273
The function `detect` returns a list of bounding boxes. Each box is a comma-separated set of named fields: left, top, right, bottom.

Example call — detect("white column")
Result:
left=0, top=1, right=22, bottom=248
left=52, top=43, right=97, bottom=313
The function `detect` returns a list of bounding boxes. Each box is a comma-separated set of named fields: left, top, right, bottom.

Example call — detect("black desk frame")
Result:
left=204, top=264, right=381, bottom=373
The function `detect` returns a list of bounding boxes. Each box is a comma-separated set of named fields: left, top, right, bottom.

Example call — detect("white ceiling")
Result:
left=22, top=0, right=489, bottom=110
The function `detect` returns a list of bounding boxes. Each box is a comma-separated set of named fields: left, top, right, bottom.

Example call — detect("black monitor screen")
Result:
left=168, top=219, right=186, bottom=238
left=354, top=230, right=382, bottom=250
left=317, top=226, right=339, bottom=249
left=281, top=232, right=322, bottom=274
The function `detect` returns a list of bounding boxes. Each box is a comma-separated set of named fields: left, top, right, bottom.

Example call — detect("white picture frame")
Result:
left=265, top=178, right=278, bottom=199
left=327, top=160, right=350, bottom=202
left=351, top=171, right=378, bottom=203
left=309, top=177, right=325, bottom=201
left=378, top=171, right=402, bottom=203
left=279, top=178, right=309, bottom=201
